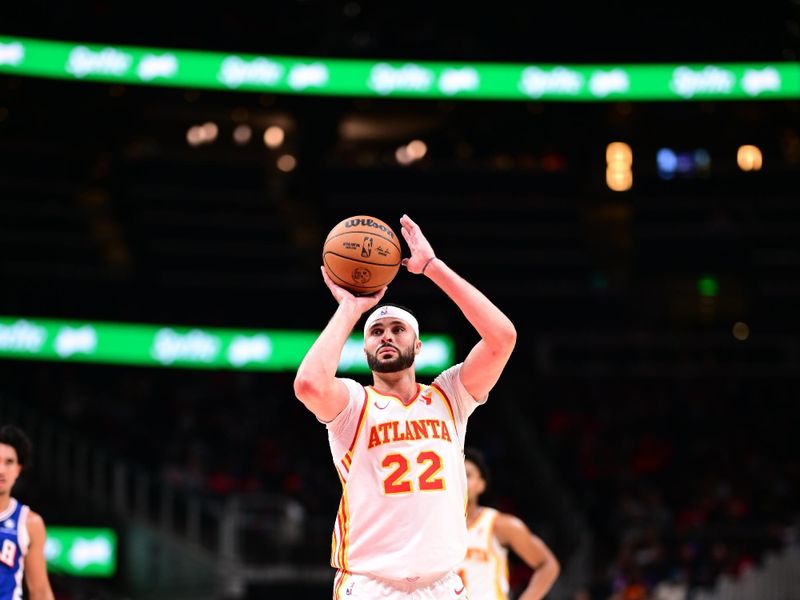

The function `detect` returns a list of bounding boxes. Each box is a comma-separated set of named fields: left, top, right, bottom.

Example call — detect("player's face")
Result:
left=465, top=459, right=486, bottom=502
left=0, top=444, right=21, bottom=495
left=364, top=318, right=421, bottom=373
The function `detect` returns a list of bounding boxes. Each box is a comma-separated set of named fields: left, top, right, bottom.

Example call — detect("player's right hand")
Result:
left=321, top=266, right=387, bottom=312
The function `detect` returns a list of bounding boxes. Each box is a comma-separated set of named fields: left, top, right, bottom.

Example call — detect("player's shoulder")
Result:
left=494, top=510, right=519, bottom=523
left=493, top=511, right=528, bottom=540
left=338, top=377, right=367, bottom=397
left=26, top=510, right=45, bottom=527
left=24, top=510, right=48, bottom=543
left=429, top=362, right=464, bottom=388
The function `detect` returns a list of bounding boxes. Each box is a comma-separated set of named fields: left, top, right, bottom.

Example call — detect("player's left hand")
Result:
left=400, top=214, right=436, bottom=274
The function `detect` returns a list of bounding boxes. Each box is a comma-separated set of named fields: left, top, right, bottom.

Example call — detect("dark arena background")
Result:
left=2, top=3, right=799, bottom=599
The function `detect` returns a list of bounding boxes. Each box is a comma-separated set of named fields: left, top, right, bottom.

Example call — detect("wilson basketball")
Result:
left=323, top=216, right=402, bottom=294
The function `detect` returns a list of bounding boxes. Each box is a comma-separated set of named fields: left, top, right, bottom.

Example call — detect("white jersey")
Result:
left=325, top=363, right=484, bottom=584
left=459, top=508, right=509, bottom=600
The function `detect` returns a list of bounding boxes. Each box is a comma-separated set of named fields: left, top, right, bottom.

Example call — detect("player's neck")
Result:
left=467, top=503, right=483, bottom=524
left=0, top=493, right=12, bottom=513
left=371, top=369, right=418, bottom=403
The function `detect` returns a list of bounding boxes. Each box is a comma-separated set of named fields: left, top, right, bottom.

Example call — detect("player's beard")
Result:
left=366, top=343, right=416, bottom=373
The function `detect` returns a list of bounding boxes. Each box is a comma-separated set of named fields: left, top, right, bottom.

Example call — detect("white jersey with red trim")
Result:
left=459, top=507, right=509, bottom=600
left=325, top=363, right=485, bottom=583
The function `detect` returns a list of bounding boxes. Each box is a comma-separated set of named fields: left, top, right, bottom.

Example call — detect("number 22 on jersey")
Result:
left=382, top=451, right=446, bottom=495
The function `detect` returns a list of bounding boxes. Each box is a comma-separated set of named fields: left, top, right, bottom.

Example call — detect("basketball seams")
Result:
left=323, top=255, right=393, bottom=290
left=323, top=230, right=402, bottom=253
left=323, top=250, right=401, bottom=268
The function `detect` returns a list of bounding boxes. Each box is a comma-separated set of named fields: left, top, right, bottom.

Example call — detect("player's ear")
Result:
left=414, top=338, right=422, bottom=355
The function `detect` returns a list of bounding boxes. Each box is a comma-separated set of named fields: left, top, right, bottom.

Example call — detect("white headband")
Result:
left=363, top=305, right=420, bottom=338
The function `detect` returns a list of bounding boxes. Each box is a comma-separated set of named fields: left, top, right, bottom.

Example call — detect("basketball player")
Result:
left=0, top=425, right=54, bottom=600
left=460, top=448, right=559, bottom=600
left=295, top=214, right=517, bottom=599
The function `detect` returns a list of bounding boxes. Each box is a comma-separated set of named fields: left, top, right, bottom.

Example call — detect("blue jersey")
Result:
left=0, top=499, right=29, bottom=600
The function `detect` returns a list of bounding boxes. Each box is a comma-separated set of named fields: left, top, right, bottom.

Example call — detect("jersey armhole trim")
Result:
left=18, top=505, right=30, bottom=557
left=486, top=508, right=500, bottom=548
left=431, top=383, right=457, bottom=427
left=341, top=386, right=370, bottom=472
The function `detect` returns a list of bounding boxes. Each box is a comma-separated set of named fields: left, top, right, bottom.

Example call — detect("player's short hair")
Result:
left=464, top=447, right=491, bottom=489
left=373, top=302, right=416, bottom=317
left=0, top=425, right=32, bottom=468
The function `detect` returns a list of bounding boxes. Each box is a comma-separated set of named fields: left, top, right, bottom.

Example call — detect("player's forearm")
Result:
left=295, top=301, right=363, bottom=388
left=520, top=561, right=560, bottom=600
left=424, top=258, right=516, bottom=351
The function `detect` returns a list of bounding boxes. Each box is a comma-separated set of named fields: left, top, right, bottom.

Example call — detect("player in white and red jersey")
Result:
left=295, top=214, right=517, bottom=599
left=458, top=448, right=559, bottom=600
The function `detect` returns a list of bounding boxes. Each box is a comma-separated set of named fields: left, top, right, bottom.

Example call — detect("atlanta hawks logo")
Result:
left=420, top=388, right=433, bottom=405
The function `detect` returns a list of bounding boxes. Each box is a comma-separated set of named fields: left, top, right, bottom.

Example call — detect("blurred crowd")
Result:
left=538, top=377, right=798, bottom=599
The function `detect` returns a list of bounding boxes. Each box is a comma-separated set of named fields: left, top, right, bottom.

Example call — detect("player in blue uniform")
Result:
left=0, top=426, right=53, bottom=600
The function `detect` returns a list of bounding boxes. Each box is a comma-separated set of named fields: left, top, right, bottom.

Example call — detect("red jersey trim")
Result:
left=366, top=383, right=423, bottom=408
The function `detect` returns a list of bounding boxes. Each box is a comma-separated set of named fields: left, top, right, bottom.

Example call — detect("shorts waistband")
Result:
left=364, top=570, right=451, bottom=590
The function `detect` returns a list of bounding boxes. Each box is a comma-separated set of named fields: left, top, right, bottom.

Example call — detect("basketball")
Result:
left=322, top=216, right=402, bottom=294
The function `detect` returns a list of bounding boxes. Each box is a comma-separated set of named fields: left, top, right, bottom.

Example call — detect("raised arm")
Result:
left=495, top=513, right=560, bottom=600
left=293, top=268, right=386, bottom=422
left=400, top=214, right=516, bottom=399
left=25, top=511, right=55, bottom=600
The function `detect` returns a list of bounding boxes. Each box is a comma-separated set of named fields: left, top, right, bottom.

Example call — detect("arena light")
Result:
left=737, top=144, right=763, bottom=171
left=694, top=149, right=711, bottom=170
left=732, top=321, right=750, bottom=341
left=233, top=124, right=252, bottom=145
left=606, top=167, right=632, bottom=192
left=406, top=139, right=428, bottom=160
left=201, top=121, right=218, bottom=143
left=657, top=148, right=678, bottom=177
left=276, top=154, right=297, bottom=172
left=263, top=125, right=285, bottom=148
left=606, top=142, right=632, bottom=166
left=697, top=276, right=719, bottom=297
left=395, top=145, right=414, bottom=166
left=658, top=147, right=711, bottom=178
left=186, top=125, right=204, bottom=146
left=606, top=142, right=632, bottom=191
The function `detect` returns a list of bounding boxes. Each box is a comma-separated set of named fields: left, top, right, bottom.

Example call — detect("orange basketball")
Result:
left=323, top=216, right=402, bottom=294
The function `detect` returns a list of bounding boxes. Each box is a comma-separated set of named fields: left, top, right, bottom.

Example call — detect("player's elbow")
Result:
left=293, top=375, right=321, bottom=405
left=546, top=553, right=561, bottom=579
left=504, top=323, right=517, bottom=346
left=495, top=322, right=517, bottom=354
